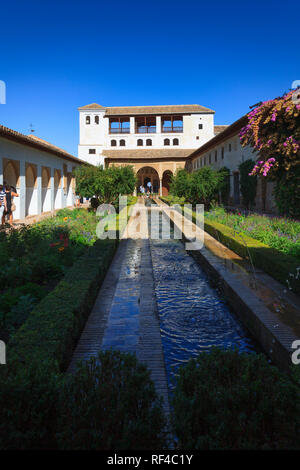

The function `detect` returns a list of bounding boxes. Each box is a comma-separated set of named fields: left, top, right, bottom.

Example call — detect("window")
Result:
left=89, top=149, right=96, bottom=154
left=95, top=115, right=99, bottom=124
left=204, top=157, right=206, bottom=166
left=86, top=116, right=90, bottom=125
left=173, top=138, right=179, bottom=146
left=221, top=147, right=224, bottom=159
left=229, top=143, right=232, bottom=152
left=161, top=115, right=183, bottom=133
left=146, top=139, right=152, bottom=146
left=198, top=124, right=203, bottom=129
left=109, top=117, right=130, bottom=134
left=111, top=140, right=117, bottom=147
left=215, top=150, right=217, bottom=162
left=209, top=153, right=211, bottom=164
left=164, top=138, right=170, bottom=146
left=120, top=139, right=126, bottom=147
left=137, top=139, right=143, bottom=146
left=135, top=116, right=156, bottom=133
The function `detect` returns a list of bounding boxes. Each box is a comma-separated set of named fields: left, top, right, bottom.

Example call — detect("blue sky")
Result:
left=0, top=0, right=299, bottom=156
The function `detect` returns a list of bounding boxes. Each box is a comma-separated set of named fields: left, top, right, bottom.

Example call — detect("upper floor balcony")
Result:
left=108, top=114, right=184, bottom=135
left=161, top=115, right=183, bottom=133
left=109, top=117, right=130, bottom=134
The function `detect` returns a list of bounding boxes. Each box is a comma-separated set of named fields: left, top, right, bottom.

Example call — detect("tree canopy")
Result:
left=75, top=165, right=136, bottom=206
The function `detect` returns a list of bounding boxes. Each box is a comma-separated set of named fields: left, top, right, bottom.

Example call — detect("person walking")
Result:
left=147, top=180, right=152, bottom=195
left=4, top=185, right=19, bottom=226
left=0, top=184, right=7, bottom=225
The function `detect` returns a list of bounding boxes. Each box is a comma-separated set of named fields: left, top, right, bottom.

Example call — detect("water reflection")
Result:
left=148, top=209, right=257, bottom=388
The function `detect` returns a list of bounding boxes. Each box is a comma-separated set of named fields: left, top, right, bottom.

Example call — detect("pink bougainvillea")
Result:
left=240, top=88, right=300, bottom=180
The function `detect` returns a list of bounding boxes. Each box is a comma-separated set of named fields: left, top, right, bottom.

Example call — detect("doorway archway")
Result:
left=162, top=170, right=172, bottom=196
left=137, top=166, right=160, bottom=194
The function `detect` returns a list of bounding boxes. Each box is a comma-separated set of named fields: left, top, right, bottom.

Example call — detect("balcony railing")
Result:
left=135, top=126, right=156, bottom=134
left=109, top=128, right=130, bottom=134
left=162, top=127, right=183, bottom=133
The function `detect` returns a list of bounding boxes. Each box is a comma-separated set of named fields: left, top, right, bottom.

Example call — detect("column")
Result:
left=50, top=167, right=55, bottom=212
left=37, top=165, right=42, bottom=214
left=159, top=178, right=163, bottom=196
left=156, top=116, right=161, bottom=134
left=62, top=165, right=66, bottom=208
left=19, top=160, right=26, bottom=219
left=130, top=116, right=135, bottom=134
left=0, top=157, right=3, bottom=185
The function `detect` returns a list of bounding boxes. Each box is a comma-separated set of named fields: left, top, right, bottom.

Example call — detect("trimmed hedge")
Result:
left=7, top=199, right=137, bottom=373
left=8, top=238, right=117, bottom=372
left=203, top=218, right=300, bottom=295
left=160, top=197, right=300, bottom=295
left=173, top=348, right=300, bottom=449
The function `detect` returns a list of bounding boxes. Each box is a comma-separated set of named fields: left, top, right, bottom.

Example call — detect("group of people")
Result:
left=139, top=180, right=153, bottom=197
left=0, top=181, right=19, bottom=226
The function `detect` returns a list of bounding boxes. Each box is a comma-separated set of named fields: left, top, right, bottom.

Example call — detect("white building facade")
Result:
left=78, top=103, right=216, bottom=166
left=0, top=126, right=83, bottom=221
left=189, top=116, right=277, bottom=212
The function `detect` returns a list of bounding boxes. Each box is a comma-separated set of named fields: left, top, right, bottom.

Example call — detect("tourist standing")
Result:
left=0, top=185, right=7, bottom=225
left=147, top=180, right=152, bottom=194
left=4, top=185, right=19, bottom=226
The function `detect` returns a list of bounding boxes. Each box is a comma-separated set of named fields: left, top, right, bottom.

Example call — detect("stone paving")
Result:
left=68, top=200, right=170, bottom=416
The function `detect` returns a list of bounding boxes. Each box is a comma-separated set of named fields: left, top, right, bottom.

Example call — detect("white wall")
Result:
left=0, top=136, right=81, bottom=220
left=78, top=108, right=215, bottom=165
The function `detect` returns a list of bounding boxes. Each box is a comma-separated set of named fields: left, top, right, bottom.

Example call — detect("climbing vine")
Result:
left=239, top=88, right=300, bottom=217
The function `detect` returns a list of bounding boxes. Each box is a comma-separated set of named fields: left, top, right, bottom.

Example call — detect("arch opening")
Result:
left=136, top=166, right=160, bottom=194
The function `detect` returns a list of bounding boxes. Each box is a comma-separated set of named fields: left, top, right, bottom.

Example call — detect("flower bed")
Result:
left=0, top=208, right=99, bottom=340
left=160, top=197, right=300, bottom=294
left=205, top=207, right=300, bottom=260
left=0, top=197, right=137, bottom=341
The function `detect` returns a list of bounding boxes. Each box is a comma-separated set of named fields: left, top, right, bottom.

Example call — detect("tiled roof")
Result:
left=78, top=103, right=105, bottom=110
left=214, top=125, right=229, bottom=135
left=0, top=125, right=85, bottom=165
left=78, top=103, right=215, bottom=115
left=104, top=104, right=214, bottom=116
left=103, top=148, right=194, bottom=159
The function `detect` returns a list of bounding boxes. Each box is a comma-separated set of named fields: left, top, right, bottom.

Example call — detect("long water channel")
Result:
left=146, top=200, right=257, bottom=387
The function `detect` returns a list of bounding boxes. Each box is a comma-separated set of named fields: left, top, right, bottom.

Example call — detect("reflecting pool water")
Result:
left=148, top=208, right=257, bottom=387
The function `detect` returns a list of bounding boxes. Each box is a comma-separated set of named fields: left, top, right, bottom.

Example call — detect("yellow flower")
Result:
left=58, top=247, right=64, bottom=252
left=63, top=217, right=68, bottom=221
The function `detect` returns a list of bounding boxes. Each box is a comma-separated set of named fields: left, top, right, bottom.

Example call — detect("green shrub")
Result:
left=0, top=361, right=60, bottom=449
left=274, top=174, right=300, bottom=219
left=170, top=168, right=225, bottom=209
left=239, top=159, right=257, bottom=209
left=219, top=166, right=230, bottom=204
left=173, top=348, right=300, bottom=449
left=56, top=351, right=166, bottom=450
left=0, top=350, right=166, bottom=450
left=8, top=238, right=117, bottom=371
left=203, top=217, right=300, bottom=294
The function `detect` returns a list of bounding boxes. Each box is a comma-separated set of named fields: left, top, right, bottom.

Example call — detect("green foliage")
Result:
left=0, top=209, right=100, bottom=338
left=0, top=361, right=60, bottom=449
left=239, top=159, right=257, bottom=208
left=274, top=170, right=300, bottom=219
left=218, top=166, right=230, bottom=204
left=240, top=89, right=300, bottom=216
left=8, top=237, right=117, bottom=371
left=57, top=351, right=166, bottom=450
left=205, top=206, right=300, bottom=259
left=170, top=169, right=191, bottom=199
left=75, top=164, right=136, bottom=206
left=170, top=167, right=225, bottom=209
left=203, top=213, right=300, bottom=294
left=173, top=348, right=300, bottom=449
left=0, top=351, right=166, bottom=450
